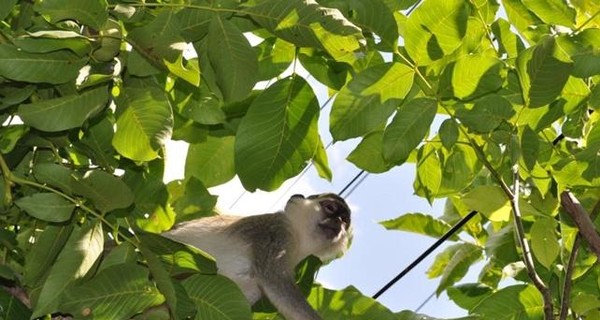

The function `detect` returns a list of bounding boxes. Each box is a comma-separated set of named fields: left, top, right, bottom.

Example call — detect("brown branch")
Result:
left=560, top=191, right=600, bottom=258
left=510, top=168, right=554, bottom=319
left=559, top=235, right=580, bottom=320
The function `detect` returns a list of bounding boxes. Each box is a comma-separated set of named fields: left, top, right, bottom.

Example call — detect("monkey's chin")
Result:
left=318, top=220, right=342, bottom=239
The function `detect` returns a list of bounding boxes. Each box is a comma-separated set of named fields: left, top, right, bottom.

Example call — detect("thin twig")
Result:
left=560, top=235, right=580, bottom=320
left=510, top=167, right=554, bottom=319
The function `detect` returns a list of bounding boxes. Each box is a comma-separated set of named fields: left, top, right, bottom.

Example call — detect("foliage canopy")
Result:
left=1, top=0, right=600, bottom=319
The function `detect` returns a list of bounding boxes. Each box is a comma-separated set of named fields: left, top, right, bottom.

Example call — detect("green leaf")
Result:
left=127, top=8, right=185, bottom=63
left=312, top=138, right=332, bottom=181
left=435, top=243, right=482, bottom=294
left=0, top=44, right=87, bottom=84
left=347, top=130, right=393, bottom=173
left=380, top=212, right=459, bottom=240
left=14, top=31, right=92, bottom=56
left=345, top=0, right=399, bottom=50
left=330, top=62, right=415, bottom=141
left=0, top=84, right=35, bottom=110
left=491, top=19, right=525, bottom=59
left=165, top=55, right=201, bottom=87
left=113, top=86, right=174, bottom=162
left=207, top=16, right=258, bottom=103
left=439, top=119, right=458, bottom=149
left=74, top=117, right=118, bottom=169
left=383, top=98, right=437, bottom=164
left=451, top=55, right=503, bottom=100
left=248, top=0, right=365, bottom=63
left=503, top=0, right=547, bottom=43
left=75, top=170, right=135, bottom=213
left=32, top=222, right=103, bottom=318
left=23, top=225, right=74, bottom=288
left=170, top=178, right=218, bottom=223
left=15, top=193, right=75, bottom=222
left=521, top=126, right=539, bottom=170
left=235, top=76, right=322, bottom=191
left=0, top=0, right=17, bottom=21
left=462, top=185, right=511, bottom=222
left=308, top=285, right=398, bottom=319
left=60, top=264, right=165, bottom=319
left=414, top=143, right=442, bottom=202
left=256, top=37, right=295, bottom=81
left=556, top=29, right=600, bottom=78
left=455, top=95, right=514, bottom=133
left=516, top=36, right=573, bottom=107
left=298, top=49, right=348, bottom=90
left=17, top=86, right=108, bottom=132
left=138, top=233, right=217, bottom=276
left=0, top=125, right=29, bottom=153
left=427, top=244, right=462, bottom=279
left=185, top=135, right=236, bottom=188
left=530, top=218, right=559, bottom=269
left=182, top=274, right=252, bottom=319
left=522, top=0, right=575, bottom=27
left=472, top=285, right=544, bottom=319
left=35, top=0, right=108, bottom=29
left=447, top=283, right=493, bottom=311
left=404, top=0, right=468, bottom=65
left=98, top=242, right=137, bottom=272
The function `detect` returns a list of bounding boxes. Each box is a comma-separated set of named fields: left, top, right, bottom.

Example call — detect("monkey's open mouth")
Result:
left=318, top=219, right=342, bottom=239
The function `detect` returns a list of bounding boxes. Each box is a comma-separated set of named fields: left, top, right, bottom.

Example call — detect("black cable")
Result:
left=338, top=170, right=366, bottom=197
left=342, top=171, right=369, bottom=199
left=372, top=210, right=478, bottom=300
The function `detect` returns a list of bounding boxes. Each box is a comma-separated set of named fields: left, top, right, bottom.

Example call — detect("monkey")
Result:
left=162, top=193, right=352, bottom=320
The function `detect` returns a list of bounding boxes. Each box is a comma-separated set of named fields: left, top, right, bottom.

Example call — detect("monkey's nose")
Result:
left=290, top=194, right=305, bottom=200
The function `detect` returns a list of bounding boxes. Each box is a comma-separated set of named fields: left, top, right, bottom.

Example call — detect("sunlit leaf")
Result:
left=235, top=76, right=321, bottom=191
left=435, top=243, right=482, bottom=294
left=522, top=0, right=575, bottom=27
left=186, top=135, right=236, bottom=188
left=451, top=55, right=503, bottom=100
left=347, top=130, right=393, bottom=173
left=207, top=16, right=258, bottom=103
left=32, top=222, right=103, bottom=318
left=182, top=274, right=251, bottom=319
left=491, top=19, right=525, bottom=59
left=447, top=283, right=493, bottom=311
left=383, top=98, right=437, bottom=164
left=516, top=36, right=573, bottom=107
left=113, top=86, right=174, bottom=162
left=472, top=285, right=544, bottom=319
left=34, top=0, right=108, bottom=29
left=309, top=285, right=398, bottom=319
left=455, top=95, right=514, bottom=133
left=404, top=0, right=468, bottom=65
left=248, top=0, right=365, bottom=63
left=380, top=212, right=459, bottom=240
left=61, top=264, right=165, bottom=319
left=439, top=119, right=458, bottom=149
left=330, top=62, right=415, bottom=141
left=462, top=185, right=511, bottom=222
left=530, top=218, right=559, bottom=269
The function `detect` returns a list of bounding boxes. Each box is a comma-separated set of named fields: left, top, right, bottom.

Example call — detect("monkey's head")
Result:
left=285, top=193, right=352, bottom=261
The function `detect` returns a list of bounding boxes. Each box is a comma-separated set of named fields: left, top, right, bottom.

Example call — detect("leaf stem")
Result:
left=510, top=167, right=554, bottom=319
left=0, top=154, right=14, bottom=207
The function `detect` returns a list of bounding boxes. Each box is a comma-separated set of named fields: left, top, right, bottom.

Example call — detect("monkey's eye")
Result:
left=320, top=200, right=338, bottom=214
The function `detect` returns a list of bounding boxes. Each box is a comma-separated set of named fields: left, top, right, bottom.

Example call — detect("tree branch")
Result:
left=560, top=191, right=600, bottom=258
left=510, top=167, right=554, bottom=319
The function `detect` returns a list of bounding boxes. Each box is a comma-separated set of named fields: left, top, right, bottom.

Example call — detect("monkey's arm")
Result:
left=257, top=272, right=321, bottom=320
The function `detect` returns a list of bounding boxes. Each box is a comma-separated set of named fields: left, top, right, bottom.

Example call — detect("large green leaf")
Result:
left=462, top=185, right=511, bottom=222
left=502, top=0, right=547, bottom=43
left=530, top=217, right=560, bottom=269
left=516, top=36, right=573, bottom=107
left=185, top=135, right=235, bottom=188
left=403, top=0, right=468, bottom=65
left=235, top=76, right=322, bottom=191
left=342, top=0, right=399, bottom=50
left=256, top=37, right=295, bottom=81
left=556, top=29, right=600, bottom=78
left=14, top=30, right=92, bottom=56
left=247, top=0, right=365, bottom=63
left=32, top=222, right=103, bottom=318
left=182, top=274, right=252, bottom=319
left=435, top=243, right=482, bottom=294
left=472, top=285, right=544, bottom=319
left=60, top=264, right=165, bottom=319
left=451, top=55, right=503, bottom=100
left=0, top=289, right=31, bottom=320
left=127, top=8, right=184, bottom=63
left=34, top=0, right=108, bottom=29
left=330, top=62, right=415, bottom=141
left=522, top=0, right=575, bottom=27
left=447, top=283, right=493, bottom=311
left=15, top=193, right=75, bottom=222
left=208, top=16, right=258, bottom=103
left=0, top=45, right=87, bottom=84
left=23, top=225, right=74, bottom=288
left=170, top=178, right=218, bottom=223
left=347, top=130, right=393, bottom=173
left=455, top=95, right=514, bottom=133
left=309, top=285, right=398, bottom=319
left=17, top=86, right=108, bottom=132
left=491, top=19, right=525, bottom=59
left=380, top=213, right=459, bottom=240
left=383, top=98, right=437, bottom=164
left=113, top=86, right=174, bottom=162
